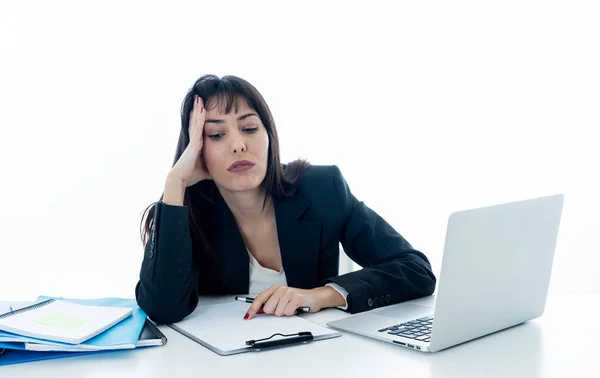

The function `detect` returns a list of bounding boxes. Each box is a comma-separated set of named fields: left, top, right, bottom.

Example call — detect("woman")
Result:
left=135, top=74, right=436, bottom=324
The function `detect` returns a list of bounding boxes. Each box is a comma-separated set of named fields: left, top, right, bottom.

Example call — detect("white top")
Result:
left=246, top=249, right=349, bottom=309
left=247, top=249, right=288, bottom=294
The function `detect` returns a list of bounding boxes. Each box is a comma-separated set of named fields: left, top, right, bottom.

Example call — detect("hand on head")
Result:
left=168, top=95, right=212, bottom=187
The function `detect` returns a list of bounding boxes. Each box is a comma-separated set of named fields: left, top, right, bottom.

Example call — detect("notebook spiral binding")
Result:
left=0, top=299, right=56, bottom=319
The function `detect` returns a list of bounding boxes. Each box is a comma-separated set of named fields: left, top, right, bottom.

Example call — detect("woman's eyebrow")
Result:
left=205, top=112, right=258, bottom=124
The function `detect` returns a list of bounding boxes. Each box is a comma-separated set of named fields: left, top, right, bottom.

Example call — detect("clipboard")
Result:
left=168, top=300, right=341, bottom=355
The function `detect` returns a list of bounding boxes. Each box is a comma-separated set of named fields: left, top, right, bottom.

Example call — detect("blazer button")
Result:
left=385, top=294, right=391, bottom=303
left=373, top=297, right=379, bottom=306
left=368, top=298, right=373, bottom=307
left=379, top=296, right=385, bottom=304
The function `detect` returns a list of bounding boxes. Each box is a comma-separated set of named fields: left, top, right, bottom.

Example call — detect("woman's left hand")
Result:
left=244, top=285, right=343, bottom=320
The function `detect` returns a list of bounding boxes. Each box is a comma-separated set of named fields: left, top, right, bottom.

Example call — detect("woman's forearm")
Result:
left=163, top=174, right=186, bottom=206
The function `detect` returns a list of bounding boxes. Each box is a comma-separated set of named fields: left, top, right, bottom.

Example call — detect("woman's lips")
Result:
left=228, top=161, right=255, bottom=172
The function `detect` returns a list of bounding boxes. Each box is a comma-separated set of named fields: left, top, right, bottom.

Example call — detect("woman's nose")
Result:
left=231, top=135, right=247, bottom=154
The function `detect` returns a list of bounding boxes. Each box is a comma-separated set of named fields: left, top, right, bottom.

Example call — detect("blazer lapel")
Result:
left=274, top=194, right=322, bottom=289
left=212, top=195, right=250, bottom=294
left=211, top=191, right=322, bottom=293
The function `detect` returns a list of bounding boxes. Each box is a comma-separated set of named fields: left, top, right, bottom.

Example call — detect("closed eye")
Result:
left=207, top=127, right=259, bottom=141
left=207, top=133, right=224, bottom=140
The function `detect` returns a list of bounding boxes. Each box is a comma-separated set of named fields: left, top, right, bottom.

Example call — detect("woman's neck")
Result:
left=219, top=187, right=273, bottom=226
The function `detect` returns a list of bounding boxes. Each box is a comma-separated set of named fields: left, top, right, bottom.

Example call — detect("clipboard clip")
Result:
left=245, top=331, right=314, bottom=349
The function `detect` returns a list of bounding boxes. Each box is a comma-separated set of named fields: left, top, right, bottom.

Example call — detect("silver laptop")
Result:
left=327, top=194, right=564, bottom=352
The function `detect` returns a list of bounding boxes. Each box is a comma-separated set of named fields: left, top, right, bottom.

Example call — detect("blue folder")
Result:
left=0, top=347, right=96, bottom=366
left=0, top=296, right=146, bottom=353
left=0, top=318, right=167, bottom=366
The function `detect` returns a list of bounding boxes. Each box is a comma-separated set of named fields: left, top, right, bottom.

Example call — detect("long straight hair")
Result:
left=140, top=75, right=309, bottom=256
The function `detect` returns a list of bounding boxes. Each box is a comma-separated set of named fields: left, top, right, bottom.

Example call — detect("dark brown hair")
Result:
left=140, top=74, right=309, bottom=254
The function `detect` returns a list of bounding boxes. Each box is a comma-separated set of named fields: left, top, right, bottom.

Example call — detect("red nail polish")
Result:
left=244, top=313, right=249, bottom=320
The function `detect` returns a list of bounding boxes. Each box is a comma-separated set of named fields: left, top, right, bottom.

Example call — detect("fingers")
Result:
left=245, top=286, right=306, bottom=319
left=281, top=300, right=302, bottom=316
left=275, top=288, right=302, bottom=317
left=245, top=285, right=277, bottom=320
left=264, top=285, right=287, bottom=315
left=197, top=96, right=205, bottom=119
left=192, top=94, right=204, bottom=113
left=191, top=96, right=204, bottom=123
left=188, top=95, right=205, bottom=143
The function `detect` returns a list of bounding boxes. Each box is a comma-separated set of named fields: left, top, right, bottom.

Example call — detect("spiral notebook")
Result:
left=21, top=297, right=148, bottom=352
left=168, top=300, right=341, bottom=356
left=0, top=299, right=132, bottom=344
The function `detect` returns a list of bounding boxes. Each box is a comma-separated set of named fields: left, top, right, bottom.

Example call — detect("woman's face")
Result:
left=201, top=98, right=270, bottom=193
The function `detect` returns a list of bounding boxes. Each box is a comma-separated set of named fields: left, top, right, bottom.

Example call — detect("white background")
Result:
left=1, top=0, right=598, bottom=302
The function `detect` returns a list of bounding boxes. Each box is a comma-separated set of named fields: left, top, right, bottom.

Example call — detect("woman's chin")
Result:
left=216, top=178, right=263, bottom=193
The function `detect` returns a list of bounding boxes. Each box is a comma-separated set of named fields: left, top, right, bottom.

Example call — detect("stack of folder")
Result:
left=0, top=296, right=167, bottom=366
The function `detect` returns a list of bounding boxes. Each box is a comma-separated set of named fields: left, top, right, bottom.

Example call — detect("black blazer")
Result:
left=135, top=165, right=436, bottom=324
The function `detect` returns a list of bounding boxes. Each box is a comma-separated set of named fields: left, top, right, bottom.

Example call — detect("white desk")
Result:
left=2, top=294, right=598, bottom=378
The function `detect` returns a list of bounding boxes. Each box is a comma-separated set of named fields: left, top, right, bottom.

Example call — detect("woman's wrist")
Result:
left=163, top=174, right=186, bottom=206
left=313, top=286, right=346, bottom=309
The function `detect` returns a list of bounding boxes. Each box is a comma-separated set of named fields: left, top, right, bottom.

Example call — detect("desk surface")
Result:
left=2, top=294, right=598, bottom=378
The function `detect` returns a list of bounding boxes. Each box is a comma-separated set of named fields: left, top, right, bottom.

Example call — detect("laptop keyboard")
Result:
left=378, top=316, right=433, bottom=342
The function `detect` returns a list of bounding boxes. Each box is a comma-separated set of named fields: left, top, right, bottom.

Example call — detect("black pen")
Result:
left=234, top=296, right=311, bottom=313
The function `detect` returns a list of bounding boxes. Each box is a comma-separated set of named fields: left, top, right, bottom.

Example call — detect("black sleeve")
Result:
left=135, top=202, right=199, bottom=324
left=323, top=166, right=437, bottom=314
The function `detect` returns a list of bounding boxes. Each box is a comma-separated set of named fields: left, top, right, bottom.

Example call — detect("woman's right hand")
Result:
left=168, top=95, right=211, bottom=188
